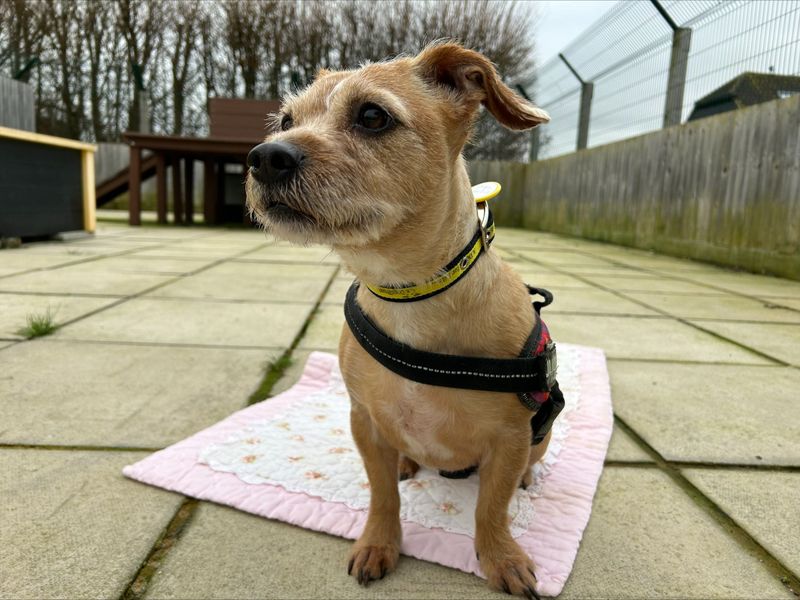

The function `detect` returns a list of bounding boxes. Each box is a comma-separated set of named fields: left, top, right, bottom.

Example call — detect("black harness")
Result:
left=344, top=282, right=565, bottom=478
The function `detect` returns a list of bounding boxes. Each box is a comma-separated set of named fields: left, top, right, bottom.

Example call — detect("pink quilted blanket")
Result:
left=124, top=346, right=612, bottom=597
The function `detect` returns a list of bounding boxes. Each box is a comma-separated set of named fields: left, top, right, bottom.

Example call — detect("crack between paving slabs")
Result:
left=0, top=236, right=199, bottom=281
left=117, top=263, right=340, bottom=600
left=613, top=415, right=800, bottom=596
left=0, top=443, right=163, bottom=453
left=559, top=245, right=800, bottom=315
left=504, top=248, right=791, bottom=366
left=0, top=241, right=274, bottom=356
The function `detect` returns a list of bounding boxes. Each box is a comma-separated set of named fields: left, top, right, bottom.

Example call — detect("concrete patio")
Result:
left=1, top=220, right=798, bottom=599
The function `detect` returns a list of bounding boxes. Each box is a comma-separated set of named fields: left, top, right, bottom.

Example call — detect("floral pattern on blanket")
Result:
left=199, top=345, right=581, bottom=539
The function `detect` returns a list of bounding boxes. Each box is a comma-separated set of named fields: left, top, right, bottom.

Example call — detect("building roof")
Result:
left=688, top=72, right=800, bottom=121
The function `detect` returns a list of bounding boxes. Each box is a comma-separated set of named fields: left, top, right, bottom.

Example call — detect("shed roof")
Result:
left=688, top=72, right=800, bottom=121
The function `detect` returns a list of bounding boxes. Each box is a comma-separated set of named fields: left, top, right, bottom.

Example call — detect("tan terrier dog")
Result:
left=246, top=42, right=551, bottom=598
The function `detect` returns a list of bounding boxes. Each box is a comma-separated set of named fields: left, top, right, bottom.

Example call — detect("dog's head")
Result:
left=246, top=42, right=549, bottom=247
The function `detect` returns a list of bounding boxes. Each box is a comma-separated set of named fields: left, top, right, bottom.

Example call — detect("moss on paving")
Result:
left=246, top=353, right=294, bottom=405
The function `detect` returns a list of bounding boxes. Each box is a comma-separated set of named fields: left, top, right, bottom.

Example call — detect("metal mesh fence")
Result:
left=534, top=0, right=800, bottom=159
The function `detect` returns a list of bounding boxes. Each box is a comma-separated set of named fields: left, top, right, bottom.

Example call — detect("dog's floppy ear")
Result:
left=414, top=42, right=549, bottom=131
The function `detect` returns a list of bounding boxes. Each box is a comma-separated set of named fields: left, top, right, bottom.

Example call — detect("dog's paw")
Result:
left=519, top=468, right=533, bottom=489
left=347, top=542, right=399, bottom=586
left=479, top=548, right=540, bottom=599
left=398, top=455, right=420, bottom=481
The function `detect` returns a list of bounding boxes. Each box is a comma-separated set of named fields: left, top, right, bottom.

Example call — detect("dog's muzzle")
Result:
left=247, top=141, right=305, bottom=185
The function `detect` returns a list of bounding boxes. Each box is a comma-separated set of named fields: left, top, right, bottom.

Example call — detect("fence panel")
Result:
left=469, top=94, right=800, bottom=280
left=534, top=0, right=800, bottom=159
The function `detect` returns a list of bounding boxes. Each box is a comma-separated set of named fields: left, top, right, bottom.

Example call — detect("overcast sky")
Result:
left=534, top=0, right=619, bottom=65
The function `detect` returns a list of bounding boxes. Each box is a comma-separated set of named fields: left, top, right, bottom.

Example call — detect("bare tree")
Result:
left=223, top=0, right=275, bottom=98
left=1, top=0, right=539, bottom=159
left=0, top=0, right=44, bottom=79
left=288, top=1, right=335, bottom=87
left=85, top=0, right=121, bottom=141
left=43, top=0, right=87, bottom=138
left=117, top=0, right=166, bottom=131
left=170, top=0, right=202, bottom=134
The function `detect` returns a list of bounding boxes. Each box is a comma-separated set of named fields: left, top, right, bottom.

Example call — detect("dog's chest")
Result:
left=374, top=380, right=467, bottom=464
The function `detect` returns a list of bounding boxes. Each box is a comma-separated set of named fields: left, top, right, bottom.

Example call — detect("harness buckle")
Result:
left=544, top=340, right=558, bottom=390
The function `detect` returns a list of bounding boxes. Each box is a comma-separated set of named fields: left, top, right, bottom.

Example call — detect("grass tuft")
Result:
left=18, top=308, right=59, bottom=339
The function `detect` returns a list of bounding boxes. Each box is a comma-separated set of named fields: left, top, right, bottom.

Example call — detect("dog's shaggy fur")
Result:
left=246, top=42, right=550, bottom=597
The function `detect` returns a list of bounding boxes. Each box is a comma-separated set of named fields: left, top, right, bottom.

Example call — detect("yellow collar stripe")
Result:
left=365, top=221, right=495, bottom=301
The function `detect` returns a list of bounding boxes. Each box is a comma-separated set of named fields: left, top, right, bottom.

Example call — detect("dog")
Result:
left=245, top=42, right=552, bottom=598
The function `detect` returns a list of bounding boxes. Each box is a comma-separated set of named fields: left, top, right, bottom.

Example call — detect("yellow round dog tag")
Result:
left=472, top=181, right=502, bottom=203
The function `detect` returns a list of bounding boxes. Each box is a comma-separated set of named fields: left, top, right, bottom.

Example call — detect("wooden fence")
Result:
left=0, top=78, right=35, bottom=132
left=469, top=94, right=800, bottom=280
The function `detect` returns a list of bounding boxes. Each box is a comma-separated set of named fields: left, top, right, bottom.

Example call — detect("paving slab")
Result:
left=609, top=362, right=800, bottom=465
left=55, top=297, right=312, bottom=349
left=575, top=273, right=730, bottom=294
left=494, top=229, right=583, bottom=249
left=605, top=425, right=653, bottom=462
left=144, top=502, right=500, bottom=600
left=322, top=276, right=358, bottom=305
left=505, top=264, right=595, bottom=289
left=542, top=313, right=771, bottom=364
left=0, top=340, right=277, bottom=447
left=77, top=255, right=214, bottom=275
left=0, top=250, right=89, bottom=273
left=532, top=287, right=660, bottom=316
left=682, top=468, right=800, bottom=576
left=3, top=242, right=144, bottom=258
left=0, top=449, right=184, bottom=600
left=680, top=271, right=800, bottom=298
left=127, top=246, right=255, bottom=260
left=603, top=253, right=727, bottom=273
left=0, top=264, right=175, bottom=296
left=624, top=292, right=800, bottom=323
left=515, top=249, right=618, bottom=268
left=166, top=240, right=268, bottom=254
left=559, top=265, right=667, bottom=278
left=297, top=304, right=344, bottom=351
left=688, top=320, right=800, bottom=366
left=237, top=243, right=340, bottom=263
left=559, top=467, right=792, bottom=599
left=149, top=261, right=336, bottom=303
left=0, top=293, right=118, bottom=339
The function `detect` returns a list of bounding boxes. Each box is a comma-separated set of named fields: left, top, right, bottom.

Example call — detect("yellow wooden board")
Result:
left=0, top=125, right=96, bottom=152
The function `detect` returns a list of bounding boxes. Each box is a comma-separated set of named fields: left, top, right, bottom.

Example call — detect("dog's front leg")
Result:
left=476, top=437, right=540, bottom=599
left=347, top=400, right=401, bottom=586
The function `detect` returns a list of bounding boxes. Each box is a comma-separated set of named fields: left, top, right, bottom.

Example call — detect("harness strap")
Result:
left=344, top=282, right=556, bottom=394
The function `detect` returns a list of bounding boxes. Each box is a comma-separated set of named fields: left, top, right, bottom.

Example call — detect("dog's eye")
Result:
left=356, top=104, right=393, bottom=132
left=280, top=115, right=293, bottom=131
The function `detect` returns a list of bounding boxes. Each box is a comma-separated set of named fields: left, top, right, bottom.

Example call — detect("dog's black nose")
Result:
left=247, top=142, right=305, bottom=184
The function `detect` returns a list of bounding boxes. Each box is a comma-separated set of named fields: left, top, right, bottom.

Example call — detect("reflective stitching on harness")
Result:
left=345, top=301, right=530, bottom=380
